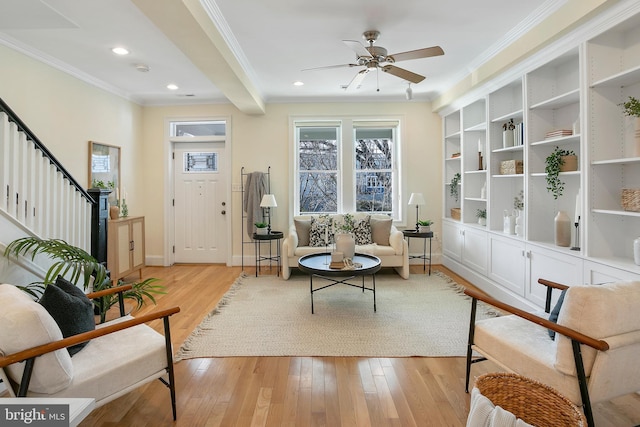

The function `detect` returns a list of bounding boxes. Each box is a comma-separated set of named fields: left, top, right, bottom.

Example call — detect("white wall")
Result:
left=140, top=102, right=443, bottom=265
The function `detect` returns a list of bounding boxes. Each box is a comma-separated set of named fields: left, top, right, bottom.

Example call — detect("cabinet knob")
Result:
left=221, top=210, right=226, bottom=215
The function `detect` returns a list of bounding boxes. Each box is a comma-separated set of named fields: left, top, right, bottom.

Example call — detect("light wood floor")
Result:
left=79, top=264, right=640, bottom=427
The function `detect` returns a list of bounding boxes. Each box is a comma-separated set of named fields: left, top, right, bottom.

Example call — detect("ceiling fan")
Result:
left=304, top=30, right=444, bottom=91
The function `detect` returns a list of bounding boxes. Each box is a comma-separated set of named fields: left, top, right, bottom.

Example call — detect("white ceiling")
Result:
left=0, top=0, right=560, bottom=111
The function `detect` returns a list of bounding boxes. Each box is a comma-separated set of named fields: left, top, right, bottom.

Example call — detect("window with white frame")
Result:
left=294, top=119, right=400, bottom=219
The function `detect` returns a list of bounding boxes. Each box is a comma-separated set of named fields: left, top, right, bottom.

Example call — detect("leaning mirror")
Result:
left=88, top=141, right=120, bottom=206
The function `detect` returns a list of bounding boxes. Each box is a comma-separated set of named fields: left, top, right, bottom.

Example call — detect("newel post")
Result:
left=88, top=188, right=111, bottom=264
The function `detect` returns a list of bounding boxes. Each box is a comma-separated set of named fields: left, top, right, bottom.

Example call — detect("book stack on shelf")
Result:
left=514, top=122, right=524, bottom=146
left=544, top=129, right=572, bottom=139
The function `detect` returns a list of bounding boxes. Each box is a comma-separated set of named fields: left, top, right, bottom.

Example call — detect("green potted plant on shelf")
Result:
left=545, top=146, right=577, bottom=200
left=418, top=220, right=433, bottom=233
left=621, top=96, right=640, bottom=156
left=255, top=222, right=268, bottom=235
left=476, top=209, right=487, bottom=226
left=449, top=173, right=461, bottom=202
left=3, top=237, right=164, bottom=323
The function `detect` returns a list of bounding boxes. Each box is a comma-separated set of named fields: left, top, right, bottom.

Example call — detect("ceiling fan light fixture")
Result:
left=406, top=83, right=413, bottom=100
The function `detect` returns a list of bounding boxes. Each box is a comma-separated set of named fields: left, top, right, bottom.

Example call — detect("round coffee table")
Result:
left=298, top=253, right=381, bottom=314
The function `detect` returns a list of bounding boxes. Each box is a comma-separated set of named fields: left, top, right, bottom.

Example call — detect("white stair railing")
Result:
left=0, top=109, right=92, bottom=252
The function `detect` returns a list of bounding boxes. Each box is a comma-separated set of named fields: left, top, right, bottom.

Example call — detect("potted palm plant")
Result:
left=621, top=96, right=640, bottom=156
left=418, top=220, right=432, bottom=233
left=476, top=209, right=487, bottom=226
left=4, top=237, right=163, bottom=323
left=255, top=222, right=269, bottom=235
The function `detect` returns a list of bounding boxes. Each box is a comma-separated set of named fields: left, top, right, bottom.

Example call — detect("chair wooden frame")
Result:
left=0, top=285, right=180, bottom=420
left=464, top=279, right=609, bottom=427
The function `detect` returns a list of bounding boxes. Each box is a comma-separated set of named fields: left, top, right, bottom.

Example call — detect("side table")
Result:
left=253, top=231, right=283, bottom=277
left=403, top=230, right=433, bottom=275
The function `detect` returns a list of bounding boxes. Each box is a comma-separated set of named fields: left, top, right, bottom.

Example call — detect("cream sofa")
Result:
left=281, top=213, right=409, bottom=279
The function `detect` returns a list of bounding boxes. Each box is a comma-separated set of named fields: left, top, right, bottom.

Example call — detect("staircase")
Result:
left=0, top=97, right=94, bottom=253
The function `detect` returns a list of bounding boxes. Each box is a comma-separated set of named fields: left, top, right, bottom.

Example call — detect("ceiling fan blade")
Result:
left=345, top=69, right=370, bottom=90
left=389, top=46, right=444, bottom=62
left=302, top=63, right=359, bottom=71
left=381, top=65, right=425, bottom=84
left=343, top=40, right=371, bottom=58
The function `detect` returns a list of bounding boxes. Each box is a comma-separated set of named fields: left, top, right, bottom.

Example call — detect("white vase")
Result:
left=418, top=225, right=430, bottom=233
left=634, top=237, right=640, bottom=266
left=503, top=210, right=515, bottom=235
left=634, top=117, right=640, bottom=157
left=515, top=210, right=524, bottom=237
left=335, top=233, right=355, bottom=260
left=256, top=227, right=268, bottom=235
left=478, top=217, right=486, bottom=226
left=503, top=130, right=514, bottom=148
left=554, top=211, right=571, bottom=247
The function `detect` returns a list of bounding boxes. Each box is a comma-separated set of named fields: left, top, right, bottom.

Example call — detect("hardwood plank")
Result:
left=74, top=264, right=640, bottom=427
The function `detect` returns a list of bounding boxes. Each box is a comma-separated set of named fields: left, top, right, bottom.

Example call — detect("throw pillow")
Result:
left=370, top=216, right=392, bottom=246
left=294, top=218, right=311, bottom=246
left=39, top=276, right=96, bottom=356
left=352, top=215, right=372, bottom=245
left=547, top=289, right=567, bottom=340
left=309, top=215, right=333, bottom=247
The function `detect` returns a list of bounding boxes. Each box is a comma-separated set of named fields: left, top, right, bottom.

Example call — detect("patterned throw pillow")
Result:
left=309, top=215, right=333, bottom=247
left=352, top=215, right=372, bottom=245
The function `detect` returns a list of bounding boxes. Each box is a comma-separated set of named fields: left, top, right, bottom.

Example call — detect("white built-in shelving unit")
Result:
left=441, top=2, right=640, bottom=309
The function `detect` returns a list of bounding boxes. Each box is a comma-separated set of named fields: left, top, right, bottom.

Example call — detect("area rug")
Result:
left=175, top=271, right=497, bottom=360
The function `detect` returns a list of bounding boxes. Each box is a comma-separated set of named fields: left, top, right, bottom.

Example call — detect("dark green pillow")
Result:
left=39, top=276, right=96, bottom=356
left=548, top=289, right=567, bottom=340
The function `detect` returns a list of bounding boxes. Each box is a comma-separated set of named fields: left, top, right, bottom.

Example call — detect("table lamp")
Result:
left=408, top=192, right=426, bottom=231
left=260, top=194, right=277, bottom=234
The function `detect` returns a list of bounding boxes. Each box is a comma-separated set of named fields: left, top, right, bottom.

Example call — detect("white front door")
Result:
left=173, top=142, right=227, bottom=263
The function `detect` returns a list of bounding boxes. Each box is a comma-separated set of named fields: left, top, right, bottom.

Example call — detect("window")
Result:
left=294, top=119, right=401, bottom=219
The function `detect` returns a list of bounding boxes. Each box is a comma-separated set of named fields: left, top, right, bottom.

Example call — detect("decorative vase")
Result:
left=256, top=227, right=268, bottom=235
left=503, top=130, right=514, bottom=148
left=478, top=217, right=486, bottom=227
left=335, top=233, right=355, bottom=260
left=634, top=237, right=640, bottom=266
left=418, top=225, right=430, bottom=233
left=109, top=205, right=119, bottom=220
left=503, top=210, right=515, bottom=235
left=554, top=211, right=571, bottom=247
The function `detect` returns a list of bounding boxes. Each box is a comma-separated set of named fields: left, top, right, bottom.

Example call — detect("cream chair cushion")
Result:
left=0, top=284, right=73, bottom=393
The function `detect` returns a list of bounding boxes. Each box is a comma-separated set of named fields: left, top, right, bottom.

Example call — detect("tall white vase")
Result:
left=634, top=237, right=640, bottom=266
left=335, top=233, right=355, bottom=260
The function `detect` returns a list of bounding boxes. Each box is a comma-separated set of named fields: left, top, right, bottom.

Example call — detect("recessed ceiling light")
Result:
left=111, top=47, right=130, bottom=55
left=134, top=64, right=150, bottom=72
left=167, top=84, right=179, bottom=90
left=293, top=81, right=304, bottom=86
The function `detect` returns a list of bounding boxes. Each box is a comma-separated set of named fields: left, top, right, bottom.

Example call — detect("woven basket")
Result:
left=622, top=188, right=640, bottom=212
left=451, top=208, right=461, bottom=220
left=500, top=160, right=523, bottom=175
left=473, top=373, right=586, bottom=427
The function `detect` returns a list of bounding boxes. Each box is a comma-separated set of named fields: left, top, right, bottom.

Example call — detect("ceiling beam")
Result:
left=132, top=0, right=265, bottom=115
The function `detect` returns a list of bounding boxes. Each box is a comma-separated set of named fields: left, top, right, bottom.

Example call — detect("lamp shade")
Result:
left=260, top=194, right=278, bottom=208
left=408, top=193, right=425, bottom=206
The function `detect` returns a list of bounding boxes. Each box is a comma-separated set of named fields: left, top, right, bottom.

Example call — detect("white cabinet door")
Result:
left=442, top=220, right=462, bottom=262
left=526, top=246, right=583, bottom=307
left=583, top=260, right=640, bottom=285
left=488, top=234, right=526, bottom=296
left=462, top=226, right=487, bottom=275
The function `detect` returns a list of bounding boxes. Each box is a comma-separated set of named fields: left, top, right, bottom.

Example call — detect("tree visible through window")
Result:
left=355, top=137, right=393, bottom=213
left=298, top=127, right=338, bottom=213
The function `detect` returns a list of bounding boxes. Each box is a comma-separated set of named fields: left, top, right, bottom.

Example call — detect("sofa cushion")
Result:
left=0, top=284, right=73, bottom=394
left=39, top=276, right=96, bottom=356
left=370, top=216, right=392, bottom=246
left=352, top=215, right=372, bottom=245
left=294, top=218, right=311, bottom=247
left=309, top=215, right=333, bottom=247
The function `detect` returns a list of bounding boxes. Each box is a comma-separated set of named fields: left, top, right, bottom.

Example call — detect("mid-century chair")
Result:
left=464, top=279, right=640, bottom=427
left=0, top=283, right=180, bottom=420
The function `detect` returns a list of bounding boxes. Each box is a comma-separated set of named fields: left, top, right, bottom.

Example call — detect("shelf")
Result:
left=492, top=145, right=524, bottom=153
left=491, top=109, right=524, bottom=123
left=586, top=255, right=640, bottom=274
left=445, top=156, right=461, bottom=162
left=492, top=174, right=524, bottom=178
left=530, top=134, right=580, bottom=146
left=592, top=208, right=640, bottom=218
left=529, top=88, right=580, bottom=110
left=465, top=170, right=487, bottom=175
left=591, top=156, right=640, bottom=165
left=445, top=131, right=461, bottom=139
left=530, top=171, right=580, bottom=177
left=591, top=64, right=640, bottom=88
left=464, top=122, right=487, bottom=132
left=465, top=197, right=487, bottom=202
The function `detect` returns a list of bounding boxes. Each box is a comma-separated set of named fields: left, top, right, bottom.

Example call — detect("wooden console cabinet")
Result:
left=108, top=216, right=145, bottom=283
